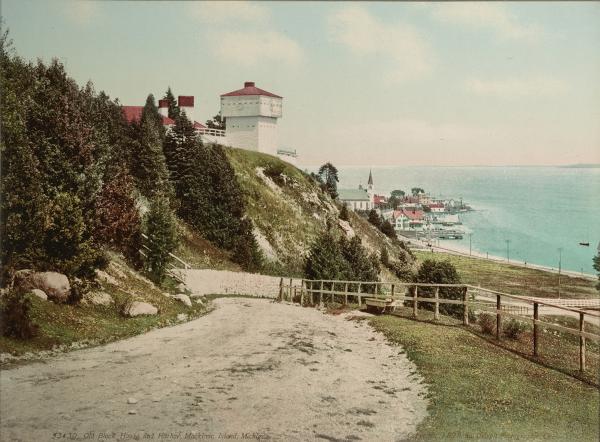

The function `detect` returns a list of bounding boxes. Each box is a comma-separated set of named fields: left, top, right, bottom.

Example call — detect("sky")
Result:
left=2, top=1, right=600, bottom=166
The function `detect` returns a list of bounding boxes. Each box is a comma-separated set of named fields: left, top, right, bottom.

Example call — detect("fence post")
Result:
left=278, top=278, right=283, bottom=302
left=463, top=286, right=469, bottom=326
left=391, top=283, right=395, bottom=300
left=533, top=302, right=539, bottom=357
left=434, top=287, right=440, bottom=321
left=496, top=294, right=502, bottom=340
left=300, top=279, right=305, bottom=306
left=413, top=286, right=418, bottom=317
left=344, top=282, right=348, bottom=305
left=310, top=281, right=314, bottom=305
left=358, top=283, right=362, bottom=307
left=320, top=280, right=324, bottom=307
left=289, top=278, right=293, bottom=302
left=580, top=312, right=586, bottom=372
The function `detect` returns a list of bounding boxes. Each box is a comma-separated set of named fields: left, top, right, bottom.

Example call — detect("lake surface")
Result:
left=337, top=166, right=600, bottom=274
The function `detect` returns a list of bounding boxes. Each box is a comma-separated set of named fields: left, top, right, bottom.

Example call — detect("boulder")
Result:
left=172, top=294, right=192, bottom=307
left=125, top=301, right=158, bottom=317
left=14, top=271, right=70, bottom=302
left=86, top=291, right=114, bottom=306
left=30, top=289, right=48, bottom=301
left=176, top=282, right=187, bottom=292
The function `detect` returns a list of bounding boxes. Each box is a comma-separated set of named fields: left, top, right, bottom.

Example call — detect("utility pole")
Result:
left=505, top=239, right=511, bottom=263
left=469, top=233, right=473, bottom=256
left=558, top=247, right=563, bottom=299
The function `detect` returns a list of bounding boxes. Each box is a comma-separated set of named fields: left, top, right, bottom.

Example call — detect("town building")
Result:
left=339, top=170, right=376, bottom=211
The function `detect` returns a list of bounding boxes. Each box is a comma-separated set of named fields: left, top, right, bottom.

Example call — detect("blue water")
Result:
left=337, top=167, right=600, bottom=274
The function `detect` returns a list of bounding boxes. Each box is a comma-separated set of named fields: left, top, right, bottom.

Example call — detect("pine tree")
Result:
left=133, top=94, right=172, bottom=197
left=144, top=194, right=178, bottom=283
left=340, top=236, right=379, bottom=282
left=380, top=220, right=396, bottom=239
left=163, top=87, right=180, bottom=120
left=318, top=162, right=339, bottom=199
left=163, top=113, right=196, bottom=190
left=368, top=209, right=381, bottom=228
left=305, top=230, right=348, bottom=281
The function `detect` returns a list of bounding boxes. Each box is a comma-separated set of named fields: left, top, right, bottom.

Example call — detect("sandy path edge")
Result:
left=1, top=298, right=428, bottom=441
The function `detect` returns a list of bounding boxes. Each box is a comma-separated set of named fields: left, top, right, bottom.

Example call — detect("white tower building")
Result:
left=220, top=81, right=282, bottom=156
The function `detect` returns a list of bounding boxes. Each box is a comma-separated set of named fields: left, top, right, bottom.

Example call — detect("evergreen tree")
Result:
left=305, top=230, right=349, bottom=281
left=368, top=209, right=381, bottom=228
left=340, top=236, right=379, bottom=282
left=163, top=112, right=196, bottom=189
left=206, top=112, right=226, bottom=130
left=380, top=220, right=396, bottom=239
left=144, top=194, right=178, bottom=283
left=132, top=94, right=172, bottom=197
left=317, top=162, right=339, bottom=199
left=163, top=87, right=179, bottom=120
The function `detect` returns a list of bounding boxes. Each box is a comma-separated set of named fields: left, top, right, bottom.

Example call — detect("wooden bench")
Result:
left=365, top=297, right=397, bottom=314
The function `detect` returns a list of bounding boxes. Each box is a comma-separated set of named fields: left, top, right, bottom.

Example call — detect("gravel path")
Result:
left=0, top=298, right=428, bottom=441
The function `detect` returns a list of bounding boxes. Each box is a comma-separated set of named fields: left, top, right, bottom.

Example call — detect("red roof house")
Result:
left=122, top=106, right=175, bottom=126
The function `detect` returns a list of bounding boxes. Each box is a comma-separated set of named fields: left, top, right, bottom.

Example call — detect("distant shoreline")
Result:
left=402, top=235, right=597, bottom=281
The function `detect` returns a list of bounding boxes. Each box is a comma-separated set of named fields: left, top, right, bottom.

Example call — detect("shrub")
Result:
left=479, top=313, right=495, bottom=335
left=380, top=247, right=390, bottom=267
left=144, top=193, right=179, bottom=283
left=415, top=259, right=463, bottom=317
left=504, top=319, right=527, bottom=340
left=264, top=162, right=286, bottom=186
left=380, top=220, right=396, bottom=239
left=339, top=204, right=349, bottom=222
left=0, top=288, right=39, bottom=339
left=367, top=209, right=381, bottom=228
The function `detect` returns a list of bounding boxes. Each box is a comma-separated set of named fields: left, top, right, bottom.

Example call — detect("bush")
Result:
left=415, top=259, right=463, bottom=317
left=144, top=193, right=179, bottom=283
left=504, top=319, right=526, bottom=340
left=264, top=163, right=286, bottom=186
left=479, top=313, right=495, bottom=335
left=339, top=204, right=349, bottom=222
left=380, top=247, right=389, bottom=267
left=380, top=220, right=396, bottom=239
left=0, top=288, right=39, bottom=339
left=368, top=209, right=381, bottom=228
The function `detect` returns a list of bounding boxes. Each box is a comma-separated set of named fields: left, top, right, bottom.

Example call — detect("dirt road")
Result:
left=0, top=298, right=427, bottom=441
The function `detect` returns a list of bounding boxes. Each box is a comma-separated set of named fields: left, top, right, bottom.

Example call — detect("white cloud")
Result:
left=189, top=1, right=269, bottom=24
left=64, top=1, right=98, bottom=25
left=328, top=5, right=433, bottom=82
left=466, top=76, right=568, bottom=98
left=430, top=3, right=542, bottom=42
left=212, top=31, right=304, bottom=67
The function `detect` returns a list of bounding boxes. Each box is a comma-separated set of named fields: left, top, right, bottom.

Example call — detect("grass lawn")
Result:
left=414, top=250, right=598, bottom=299
left=369, top=314, right=600, bottom=442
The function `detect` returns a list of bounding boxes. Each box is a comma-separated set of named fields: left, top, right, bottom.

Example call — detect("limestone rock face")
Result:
left=30, top=289, right=48, bottom=301
left=15, top=271, right=70, bottom=302
left=125, top=301, right=158, bottom=317
left=172, top=294, right=192, bottom=307
left=86, top=291, right=114, bottom=306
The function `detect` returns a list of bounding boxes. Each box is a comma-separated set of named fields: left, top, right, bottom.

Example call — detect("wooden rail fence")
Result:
left=278, top=278, right=600, bottom=373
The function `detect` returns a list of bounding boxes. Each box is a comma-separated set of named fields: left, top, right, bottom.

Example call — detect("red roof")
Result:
left=428, top=203, right=444, bottom=208
left=193, top=121, right=207, bottom=130
left=221, top=81, right=281, bottom=98
left=122, top=106, right=174, bottom=126
left=158, top=99, right=170, bottom=108
left=178, top=96, right=194, bottom=107
left=394, top=209, right=424, bottom=221
left=374, top=195, right=387, bottom=205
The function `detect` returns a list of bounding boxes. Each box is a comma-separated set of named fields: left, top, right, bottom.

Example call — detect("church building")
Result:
left=338, top=170, right=375, bottom=211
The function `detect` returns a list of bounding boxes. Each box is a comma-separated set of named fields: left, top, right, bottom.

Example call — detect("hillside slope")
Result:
left=225, top=147, right=407, bottom=277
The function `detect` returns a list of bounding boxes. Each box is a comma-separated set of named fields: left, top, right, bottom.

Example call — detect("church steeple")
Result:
left=367, top=169, right=373, bottom=189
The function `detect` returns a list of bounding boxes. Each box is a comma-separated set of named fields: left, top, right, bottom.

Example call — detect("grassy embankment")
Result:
left=369, top=313, right=600, bottom=442
left=0, top=254, right=207, bottom=358
left=414, top=250, right=598, bottom=299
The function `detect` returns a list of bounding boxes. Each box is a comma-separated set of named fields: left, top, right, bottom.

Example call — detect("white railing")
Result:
left=197, top=127, right=226, bottom=137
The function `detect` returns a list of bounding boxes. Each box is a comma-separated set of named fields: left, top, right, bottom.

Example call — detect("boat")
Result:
left=579, top=242, right=590, bottom=246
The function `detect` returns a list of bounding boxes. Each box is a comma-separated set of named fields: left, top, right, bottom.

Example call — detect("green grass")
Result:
left=414, top=250, right=598, bottom=299
left=369, top=314, right=600, bottom=442
left=0, top=255, right=208, bottom=359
